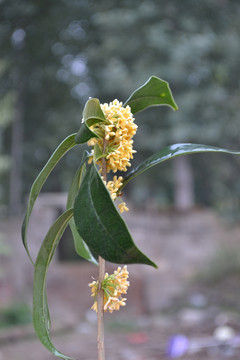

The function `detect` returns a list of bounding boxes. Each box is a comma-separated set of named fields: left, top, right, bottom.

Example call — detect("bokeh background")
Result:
left=1, top=1, right=240, bottom=359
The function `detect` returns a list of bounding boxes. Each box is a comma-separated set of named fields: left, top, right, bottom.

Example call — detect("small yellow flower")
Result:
left=118, top=202, right=129, bottom=213
left=88, top=156, right=93, bottom=164
left=89, top=266, right=129, bottom=313
left=87, top=138, right=98, bottom=147
left=106, top=176, right=123, bottom=201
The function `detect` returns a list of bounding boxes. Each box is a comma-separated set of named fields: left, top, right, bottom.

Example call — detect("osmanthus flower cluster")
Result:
left=22, top=76, right=240, bottom=360
left=88, top=99, right=138, bottom=213
left=89, top=266, right=129, bottom=313
left=105, top=176, right=129, bottom=213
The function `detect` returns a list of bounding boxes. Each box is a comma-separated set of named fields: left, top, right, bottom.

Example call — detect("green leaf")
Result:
left=33, top=209, right=74, bottom=360
left=73, top=164, right=157, bottom=268
left=124, top=76, right=178, bottom=114
left=22, top=134, right=77, bottom=264
left=75, top=98, right=107, bottom=144
left=93, top=143, right=105, bottom=162
left=66, top=150, right=89, bottom=208
left=66, top=151, right=98, bottom=265
left=119, top=143, right=240, bottom=191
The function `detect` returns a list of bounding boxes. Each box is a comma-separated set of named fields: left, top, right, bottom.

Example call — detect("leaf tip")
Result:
left=148, top=259, right=158, bottom=269
left=173, top=103, right=179, bottom=111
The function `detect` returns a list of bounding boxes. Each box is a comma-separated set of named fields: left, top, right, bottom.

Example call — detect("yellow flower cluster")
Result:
left=89, top=266, right=129, bottom=313
left=106, top=176, right=123, bottom=201
left=105, top=176, right=129, bottom=213
left=87, top=99, right=137, bottom=213
left=101, top=100, right=137, bottom=173
left=88, top=99, right=137, bottom=173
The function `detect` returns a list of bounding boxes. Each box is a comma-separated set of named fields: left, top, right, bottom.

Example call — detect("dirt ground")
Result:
left=1, top=307, right=240, bottom=360
left=1, top=208, right=240, bottom=359
left=1, top=270, right=240, bottom=360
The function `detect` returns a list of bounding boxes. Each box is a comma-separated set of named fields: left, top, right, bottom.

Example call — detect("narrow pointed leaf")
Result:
left=66, top=152, right=97, bottom=265
left=22, top=134, right=77, bottom=264
left=73, top=165, right=157, bottom=268
left=75, top=98, right=106, bottom=144
left=119, top=143, right=240, bottom=191
left=124, top=76, right=178, bottom=114
left=33, top=209, right=74, bottom=360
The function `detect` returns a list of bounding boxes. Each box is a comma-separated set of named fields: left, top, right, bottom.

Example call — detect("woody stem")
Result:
left=97, top=140, right=107, bottom=360
left=97, top=256, right=105, bottom=360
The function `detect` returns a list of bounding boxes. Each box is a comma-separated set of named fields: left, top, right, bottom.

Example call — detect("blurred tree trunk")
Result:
left=173, top=156, right=194, bottom=210
left=9, top=90, right=23, bottom=215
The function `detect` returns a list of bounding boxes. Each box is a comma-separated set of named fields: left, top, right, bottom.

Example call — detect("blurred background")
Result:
left=1, top=0, right=240, bottom=359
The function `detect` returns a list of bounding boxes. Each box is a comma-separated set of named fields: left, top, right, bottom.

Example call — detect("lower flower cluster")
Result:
left=89, top=266, right=129, bottom=313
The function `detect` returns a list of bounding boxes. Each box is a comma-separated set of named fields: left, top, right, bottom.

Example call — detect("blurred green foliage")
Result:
left=1, top=0, right=240, bottom=215
left=0, top=303, right=31, bottom=328
left=0, top=236, right=10, bottom=256
left=0, top=92, right=13, bottom=205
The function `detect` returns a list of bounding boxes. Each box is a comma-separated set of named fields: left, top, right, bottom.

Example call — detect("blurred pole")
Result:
left=173, top=156, right=194, bottom=210
left=9, top=90, right=23, bottom=215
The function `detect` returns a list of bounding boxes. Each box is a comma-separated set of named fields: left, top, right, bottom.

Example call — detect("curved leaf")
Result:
left=73, top=165, right=157, bottom=268
left=22, top=134, right=77, bottom=264
left=119, top=143, right=240, bottom=191
left=66, top=150, right=89, bottom=208
left=124, top=76, right=178, bottom=114
left=33, top=209, right=74, bottom=360
left=66, top=151, right=97, bottom=265
left=75, top=98, right=106, bottom=144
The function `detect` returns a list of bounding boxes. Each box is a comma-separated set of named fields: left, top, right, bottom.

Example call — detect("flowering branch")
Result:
left=21, top=76, right=240, bottom=359
left=90, top=99, right=136, bottom=359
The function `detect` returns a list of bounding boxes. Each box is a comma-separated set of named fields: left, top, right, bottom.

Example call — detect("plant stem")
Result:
left=97, top=145, right=107, bottom=360
left=97, top=255, right=105, bottom=360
